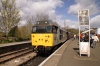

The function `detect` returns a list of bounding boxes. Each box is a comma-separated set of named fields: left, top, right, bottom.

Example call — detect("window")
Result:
left=52, top=26, right=58, bottom=33
left=32, top=26, right=36, bottom=32
left=46, top=26, right=52, bottom=32
left=32, top=26, right=52, bottom=33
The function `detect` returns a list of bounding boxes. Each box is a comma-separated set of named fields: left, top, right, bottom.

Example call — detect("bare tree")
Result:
left=0, top=0, right=21, bottom=39
left=35, top=13, right=50, bottom=21
left=19, top=15, right=34, bottom=39
left=19, top=13, right=51, bottom=39
left=26, top=16, right=34, bottom=39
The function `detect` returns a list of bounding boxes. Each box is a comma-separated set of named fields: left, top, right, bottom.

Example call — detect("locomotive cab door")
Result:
left=52, top=25, right=60, bottom=45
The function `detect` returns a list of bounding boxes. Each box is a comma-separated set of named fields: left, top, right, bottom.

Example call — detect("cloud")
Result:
left=18, top=20, right=27, bottom=26
left=65, top=19, right=78, bottom=28
left=16, top=0, right=27, bottom=7
left=54, top=15, right=78, bottom=28
left=63, top=15, right=100, bottom=29
left=90, top=15, right=100, bottom=28
left=16, top=0, right=64, bottom=25
left=16, top=0, right=81, bottom=29
left=62, top=15, right=100, bottom=29
left=30, top=0, right=64, bottom=18
left=67, top=0, right=100, bottom=29
left=19, top=10, right=27, bottom=19
left=68, top=0, right=100, bottom=16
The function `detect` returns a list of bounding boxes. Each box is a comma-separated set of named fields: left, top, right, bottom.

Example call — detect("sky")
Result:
left=16, top=0, right=100, bottom=29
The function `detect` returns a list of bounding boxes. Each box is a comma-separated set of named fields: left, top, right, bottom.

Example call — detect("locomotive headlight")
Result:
left=45, top=22, right=47, bottom=23
left=37, top=22, right=39, bottom=24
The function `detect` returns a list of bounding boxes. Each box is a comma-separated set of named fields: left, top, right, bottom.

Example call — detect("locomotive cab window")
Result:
left=32, top=26, right=52, bottom=33
left=52, top=26, right=58, bottom=33
left=32, top=26, right=36, bottom=32
left=46, top=26, right=52, bottom=32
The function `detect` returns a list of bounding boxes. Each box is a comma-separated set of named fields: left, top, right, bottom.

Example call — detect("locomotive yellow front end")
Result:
left=31, top=33, right=54, bottom=47
left=31, top=21, right=55, bottom=52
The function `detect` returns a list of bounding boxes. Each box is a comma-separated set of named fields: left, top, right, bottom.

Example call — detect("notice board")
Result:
left=80, top=42, right=90, bottom=57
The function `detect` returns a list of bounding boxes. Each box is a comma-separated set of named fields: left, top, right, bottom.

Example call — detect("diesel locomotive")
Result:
left=31, top=21, right=69, bottom=53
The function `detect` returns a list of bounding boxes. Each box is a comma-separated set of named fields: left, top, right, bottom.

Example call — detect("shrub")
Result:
left=1, top=39, right=10, bottom=43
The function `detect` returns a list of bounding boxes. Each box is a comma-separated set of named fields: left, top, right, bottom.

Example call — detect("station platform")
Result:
left=57, top=39, right=100, bottom=66
left=39, top=39, right=100, bottom=66
left=0, top=41, right=31, bottom=47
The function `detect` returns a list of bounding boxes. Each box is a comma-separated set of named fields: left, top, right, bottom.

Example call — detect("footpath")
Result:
left=57, top=39, right=100, bottom=66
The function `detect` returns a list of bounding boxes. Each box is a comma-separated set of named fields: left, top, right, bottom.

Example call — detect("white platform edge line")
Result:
left=54, top=54, right=62, bottom=55
left=38, top=41, right=68, bottom=66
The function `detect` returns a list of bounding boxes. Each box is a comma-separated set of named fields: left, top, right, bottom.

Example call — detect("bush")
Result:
left=0, top=37, right=5, bottom=43
left=1, top=39, right=10, bottom=43
left=0, top=37, right=16, bottom=43
left=15, top=37, right=23, bottom=42
left=0, top=37, right=30, bottom=44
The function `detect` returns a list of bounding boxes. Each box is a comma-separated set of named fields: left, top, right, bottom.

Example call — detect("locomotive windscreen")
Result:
left=32, top=26, right=52, bottom=33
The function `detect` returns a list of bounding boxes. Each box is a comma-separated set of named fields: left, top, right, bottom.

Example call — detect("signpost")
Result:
left=78, top=9, right=90, bottom=57
left=79, top=10, right=89, bottom=25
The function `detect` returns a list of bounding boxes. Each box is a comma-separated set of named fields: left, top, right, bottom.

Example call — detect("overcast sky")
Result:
left=16, top=0, right=100, bottom=28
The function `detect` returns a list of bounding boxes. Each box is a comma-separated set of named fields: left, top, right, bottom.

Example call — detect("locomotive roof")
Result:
left=33, top=21, right=68, bottom=32
left=34, top=21, right=60, bottom=27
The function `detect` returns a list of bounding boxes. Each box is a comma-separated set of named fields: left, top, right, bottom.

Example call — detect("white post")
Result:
left=78, top=9, right=90, bottom=57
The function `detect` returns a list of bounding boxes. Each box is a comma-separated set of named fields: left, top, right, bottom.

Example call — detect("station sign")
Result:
left=78, top=10, right=89, bottom=25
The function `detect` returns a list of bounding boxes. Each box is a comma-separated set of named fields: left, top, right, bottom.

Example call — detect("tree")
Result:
left=25, top=16, right=34, bottom=39
left=19, top=26, right=28, bottom=39
left=8, top=26, right=21, bottom=39
left=14, top=26, right=21, bottom=39
left=36, top=13, right=50, bottom=21
left=19, top=14, right=50, bottom=40
left=0, top=0, right=21, bottom=39
left=18, top=15, right=34, bottom=40
left=67, top=28, right=79, bottom=34
left=8, top=26, right=17, bottom=37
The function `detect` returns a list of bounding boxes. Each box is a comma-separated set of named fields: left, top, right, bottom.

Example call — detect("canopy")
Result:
left=82, top=29, right=93, bottom=33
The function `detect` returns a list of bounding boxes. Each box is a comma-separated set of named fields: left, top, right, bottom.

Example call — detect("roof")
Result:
left=82, top=29, right=94, bottom=33
left=34, top=21, right=61, bottom=28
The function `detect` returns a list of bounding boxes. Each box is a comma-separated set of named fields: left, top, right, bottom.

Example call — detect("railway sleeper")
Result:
left=0, top=52, right=37, bottom=66
left=0, top=48, right=29, bottom=58
left=0, top=49, right=33, bottom=64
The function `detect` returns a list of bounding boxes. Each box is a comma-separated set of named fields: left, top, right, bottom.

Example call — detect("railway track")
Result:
left=20, top=55, right=47, bottom=66
left=0, top=48, right=37, bottom=66
left=20, top=42, right=64, bottom=66
left=0, top=41, right=65, bottom=66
